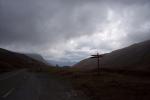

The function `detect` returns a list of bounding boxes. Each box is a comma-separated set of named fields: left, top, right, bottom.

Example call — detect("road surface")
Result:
left=0, top=70, right=88, bottom=100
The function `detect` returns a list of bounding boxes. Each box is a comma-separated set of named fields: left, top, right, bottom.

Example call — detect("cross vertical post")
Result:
left=97, top=55, right=100, bottom=74
left=91, top=53, right=104, bottom=74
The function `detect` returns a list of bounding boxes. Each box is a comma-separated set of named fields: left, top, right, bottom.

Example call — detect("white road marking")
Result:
left=0, top=69, right=27, bottom=80
left=2, top=88, right=15, bottom=98
left=66, top=90, right=78, bottom=98
left=66, top=92, right=72, bottom=98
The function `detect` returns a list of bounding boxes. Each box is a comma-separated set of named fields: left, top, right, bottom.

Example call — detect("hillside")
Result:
left=0, top=48, right=48, bottom=72
left=26, top=53, right=48, bottom=64
left=74, top=40, right=150, bottom=71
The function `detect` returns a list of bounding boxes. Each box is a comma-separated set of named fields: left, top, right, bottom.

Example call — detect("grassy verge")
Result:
left=47, top=67, right=150, bottom=100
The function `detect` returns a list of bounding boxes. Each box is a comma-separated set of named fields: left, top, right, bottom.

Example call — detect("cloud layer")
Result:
left=0, top=0, right=150, bottom=61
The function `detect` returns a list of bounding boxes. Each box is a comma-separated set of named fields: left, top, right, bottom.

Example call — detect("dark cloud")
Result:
left=0, top=0, right=150, bottom=61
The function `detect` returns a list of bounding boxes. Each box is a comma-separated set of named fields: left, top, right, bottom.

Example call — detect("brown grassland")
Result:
left=48, top=67, right=150, bottom=100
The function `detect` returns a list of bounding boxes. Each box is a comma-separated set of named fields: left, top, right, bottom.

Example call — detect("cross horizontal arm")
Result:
left=90, top=57, right=99, bottom=58
left=91, top=55, right=104, bottom=57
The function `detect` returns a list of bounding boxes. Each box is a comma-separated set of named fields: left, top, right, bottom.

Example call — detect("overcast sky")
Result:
left=0, top=0, right=150, bottom=62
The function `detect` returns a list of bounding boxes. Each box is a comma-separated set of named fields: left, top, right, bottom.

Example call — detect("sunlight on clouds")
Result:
left=44, top=4, right=150, bottom=61
left=60, top=8, right=129, bottom=58
left=1, top=0, right=150, bottom=62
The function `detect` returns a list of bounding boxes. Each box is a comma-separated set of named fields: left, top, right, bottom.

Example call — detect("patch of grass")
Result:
left=56, top=68, right=150, bottom=100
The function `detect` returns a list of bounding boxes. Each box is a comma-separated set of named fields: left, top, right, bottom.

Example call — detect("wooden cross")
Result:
left=91, top=53, right=104, bottom=74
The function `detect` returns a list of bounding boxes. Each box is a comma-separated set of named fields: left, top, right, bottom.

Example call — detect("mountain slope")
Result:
left=0, top=48, right=47, bottom=72
left=26, top=53, right=48, bottom=64
left=74, top=40, right=150, bottom=71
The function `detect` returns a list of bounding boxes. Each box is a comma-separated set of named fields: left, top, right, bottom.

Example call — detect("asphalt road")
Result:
left=0, top=70, right=88, bottom=100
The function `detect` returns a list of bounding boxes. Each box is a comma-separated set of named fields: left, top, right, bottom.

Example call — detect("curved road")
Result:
left=0, top=70, right=88, bottom=100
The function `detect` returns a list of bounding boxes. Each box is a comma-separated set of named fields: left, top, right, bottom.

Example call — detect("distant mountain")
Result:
left=47, top=60, right=77, bottom=67
left=74, top=40, right=150, bottom=71
left=25, top=53, right=48, bottom=64
left=0, top=48, right=48, bottom=73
